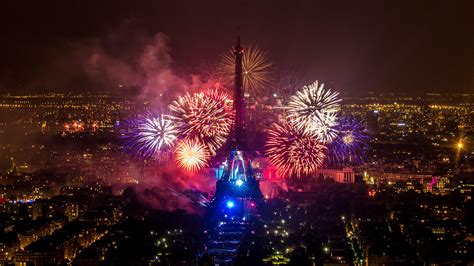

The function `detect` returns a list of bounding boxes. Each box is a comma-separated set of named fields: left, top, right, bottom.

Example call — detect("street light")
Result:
left=323, top=246, right=330, bottom=254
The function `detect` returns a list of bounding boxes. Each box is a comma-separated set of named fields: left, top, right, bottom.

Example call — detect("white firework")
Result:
left=287, top=81, right=341, bottom=142
left=310, top=112, right=339, bottom=143
left=125, top=113, right=178, bottom=158
left=139, top=114, right=178, bottom=150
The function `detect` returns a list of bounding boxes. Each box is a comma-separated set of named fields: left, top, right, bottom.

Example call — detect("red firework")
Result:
left=168, top=88, right=233, bottom=155
left=175, top=138, right=210, bottom=172
left=265, top=120, right=327, bottom=178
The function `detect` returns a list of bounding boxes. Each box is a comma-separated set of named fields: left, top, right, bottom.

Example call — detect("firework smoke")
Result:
left=85, top=30, right=190, bottom=106
left=121, top=162, right=216, bottom=213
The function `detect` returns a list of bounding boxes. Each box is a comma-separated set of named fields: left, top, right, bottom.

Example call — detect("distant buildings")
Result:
left=316, top=168, right=355, bottom=184
left=0, top=91, right=472, bottom=264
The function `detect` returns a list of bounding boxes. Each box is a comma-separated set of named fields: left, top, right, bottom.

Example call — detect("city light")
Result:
left=456, top=141, right=464, bottom=149
left=323, top=246, right=330, bottom=253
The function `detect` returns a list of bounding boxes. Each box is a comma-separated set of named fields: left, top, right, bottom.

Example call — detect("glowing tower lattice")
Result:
left=208, top=37, right=263, bottom=221
left=202, top=37, right=265, bottom=266
left=232, top=37, right=245, bottom=151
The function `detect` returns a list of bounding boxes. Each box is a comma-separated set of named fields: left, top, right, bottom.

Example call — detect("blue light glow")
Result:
left=235, top=179, right=244, bottom=187
left=226, top=200, right=235, bottom=208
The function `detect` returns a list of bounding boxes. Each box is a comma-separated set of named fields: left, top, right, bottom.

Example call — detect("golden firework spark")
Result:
left=175, top=138, right=210, bottom=172
left=265, top=120, right=327, bottom=178
left=168, top=89, right=233, bottom=155
left=218, top=45, right=273, bottom=96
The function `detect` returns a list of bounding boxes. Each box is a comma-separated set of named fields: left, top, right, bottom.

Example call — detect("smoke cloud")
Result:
left=124, top=163, right=216, bottom=213
left=82, top=25, right=227, bottom=213
left=85, top=31, right=191, bottom=106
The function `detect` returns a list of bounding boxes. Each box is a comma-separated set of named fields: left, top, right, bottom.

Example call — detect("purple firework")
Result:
left=328, top=116, right=369, bottom=165
left=122, top=112, right=178, bottom=159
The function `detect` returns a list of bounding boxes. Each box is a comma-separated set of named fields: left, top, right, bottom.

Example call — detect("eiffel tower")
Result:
left=201, top=38, right=264, bottom=265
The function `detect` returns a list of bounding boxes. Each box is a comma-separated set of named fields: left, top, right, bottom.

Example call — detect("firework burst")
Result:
left=123, top=113, right=178, bottom=159
left=175, top=138, right=210, bottom=172
left=311, top=112, right=339, bottom=143
left=287, top=81, right=341, bottom=142
left=329, top=116, right=369, bottom=164
left=266, top=120, right=327, bottom=178
left=168, top=89, right=233, bottom=155
left=218, top=45, right=272, bottom=97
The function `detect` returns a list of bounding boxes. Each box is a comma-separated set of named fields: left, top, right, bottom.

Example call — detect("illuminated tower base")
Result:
left=207, top=149, right=263, bottom=224
left=203, top=149, right=263, bottom=264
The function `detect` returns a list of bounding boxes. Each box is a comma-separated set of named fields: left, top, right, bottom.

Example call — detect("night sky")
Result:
left=0, top=0, right=472, bottom=94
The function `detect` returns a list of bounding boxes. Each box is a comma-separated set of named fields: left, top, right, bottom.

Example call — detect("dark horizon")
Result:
left=0, top=0, right=473, bottom=95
